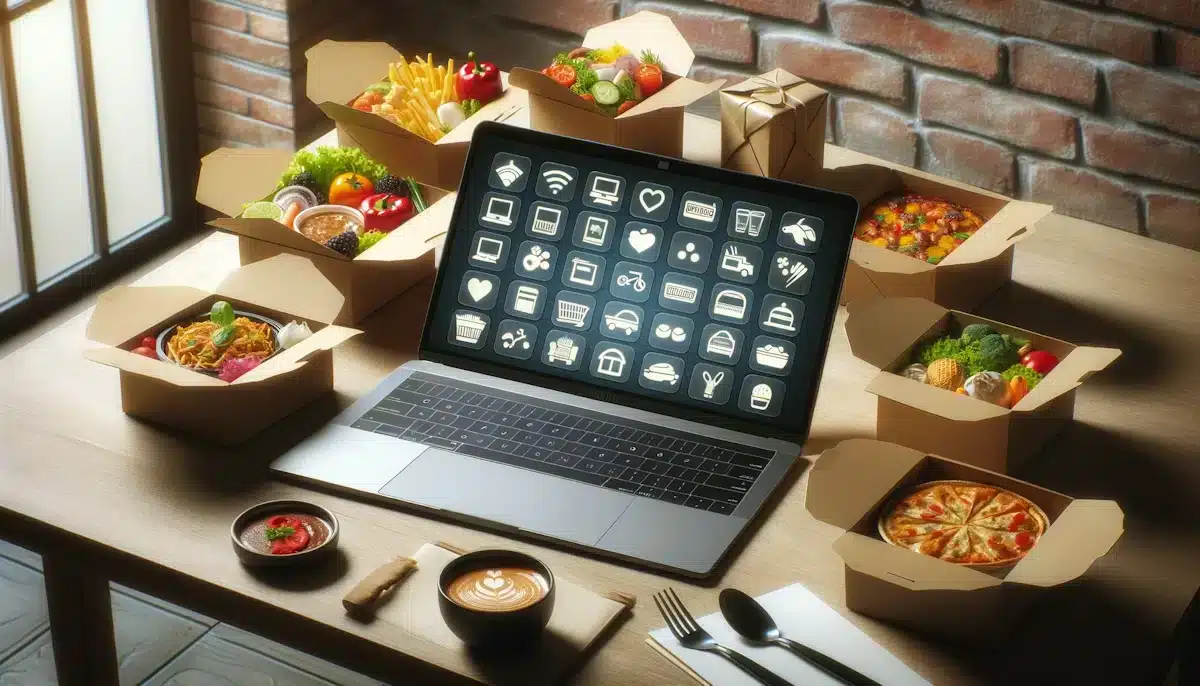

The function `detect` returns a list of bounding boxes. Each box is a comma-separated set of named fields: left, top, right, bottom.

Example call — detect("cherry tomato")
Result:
left=547, top=63, right=576, bottom=88
left=141, top=336, right=156, bottom=349
left=1014, top=532, right=1033, bottom=549
left=328, top=172, right=374, bottom=208
left=616, top=100, right=638, bottom=115
left=131, top=346, right=156, bottom=359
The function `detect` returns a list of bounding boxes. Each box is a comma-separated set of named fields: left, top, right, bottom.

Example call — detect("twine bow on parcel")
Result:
left=721, top=71, right=816, bottom=176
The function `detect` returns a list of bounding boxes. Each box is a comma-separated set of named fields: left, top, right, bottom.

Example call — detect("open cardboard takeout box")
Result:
left=807, top=438, right=1123, bottom=644
left=846, top=297, right=1121, bottom=474
left=196, top=146, right=455, bottom=325
left=307, top=40, right=524, bottom=191
left=84, top=255, right=361, bottom=445
left=816, top=163, right=1053, bottom=311
left=508, top=11, right=722, bottom=158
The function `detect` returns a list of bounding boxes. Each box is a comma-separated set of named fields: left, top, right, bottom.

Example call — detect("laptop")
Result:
left=272, top=123, right=858, bottom=578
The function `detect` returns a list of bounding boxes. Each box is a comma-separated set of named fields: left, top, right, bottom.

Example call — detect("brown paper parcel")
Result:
left=508, top=11, right=723, bottom=157
left=720, top=69, right=828, bottom=183
left=806, top=438, right=1123, bottom=645
left=814, top=163, right=1052, bottom=311
left=83, top=254, right=361, bottom=445
left=845, top=297, right=1121, bottom=473
left=306, top=40, right=524, bottom=191
left=197, top=146, right=453, bottom=325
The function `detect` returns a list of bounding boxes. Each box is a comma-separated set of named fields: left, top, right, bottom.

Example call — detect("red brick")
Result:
left=835, top=98, right=917, bottom=167
left=829, top=1, right=1001, bottom=80
left=194, top=78, right=250, bottom=116
left=634, top=3, right=754, bottom=63
left=760, top=32, right=908, bottom=103
left=1008, top=39, right=1097, bottom=109
left=707, top=0, right=820, bottom=24
left=249, top=95, right=294, bottom=129
left=495, top=0, right=617, bottom=36
left=922, top=128, right=1016, bottom=196
left=689, top=62, right=754, bottom=85
left=190, top=0, right=248, bottom=32
left=1145, top=192, right=1200, bottom=250
left=1109, top=0, right=1199, bottom=29
left=1169, top=30, right=1200, bottom=75
left=198, top=105, right=293, bottom=147
left=1083, top=121, right=1200, bottom=192
left=918, top=75, right=1077, bottom=158
left=1023, top=160, right=1140, bottom=232
left=248, top=11, right=288, bottom=44
left=193, top=52, right=291, bottom=103
left=923, top=0, right=1155, bottom=64
left=1107, top=64, right=1200, bottom=139
left=192, top=22, right=290, bottom=70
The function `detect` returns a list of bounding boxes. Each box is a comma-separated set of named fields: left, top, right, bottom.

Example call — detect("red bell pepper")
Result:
left=360, top=193, right=415, bottom=232
left=456, top=51, right=502, bottom=105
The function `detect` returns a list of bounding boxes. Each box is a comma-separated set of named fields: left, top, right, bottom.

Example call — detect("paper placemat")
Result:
left=647, top=583, right=929, bottom=686
left=367, top=542, right=633, bottom=685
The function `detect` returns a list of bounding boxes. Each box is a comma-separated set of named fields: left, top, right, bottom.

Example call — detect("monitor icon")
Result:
left=472, top=236, right=504, bottom=264
left=530, top=205, right=564, bottom=236
left=587, top=174, right=622, bottom=207
left=482, top=196, right=515, bottom=226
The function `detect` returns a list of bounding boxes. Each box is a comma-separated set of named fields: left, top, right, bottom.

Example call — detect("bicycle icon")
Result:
left=616, top=269, right=647, bottom=293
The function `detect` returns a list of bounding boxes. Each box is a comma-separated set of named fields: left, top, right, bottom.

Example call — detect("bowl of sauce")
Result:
left=294, top=205, right=364, bottom=246
left=231, top=500, right=339, bottom=567
left=438, top=549, right=556, bottom=647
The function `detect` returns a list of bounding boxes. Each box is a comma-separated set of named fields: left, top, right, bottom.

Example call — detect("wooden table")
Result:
left=1, top=115, right=1197, bottom=686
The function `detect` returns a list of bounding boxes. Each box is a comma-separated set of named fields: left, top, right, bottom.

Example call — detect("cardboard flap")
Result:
left=619, top=77, right=723, bottom=118
left=83, top=347, right=226, bottom=387
left=848, top=240, right=936, bottom=275
left=509, top=68, right=608, bottom=115
left=812, top=164, right=902, bottom=208
left=867, top=373, right=1011, bottom=421
left=306, top=40, right=402, bottom=107
left=1014, top=346, right=1122, bottom=412
left=1005, top=500, right=1124, bottom=587
left=215, top=254, right=346, bottom=324
left=86, top=285, right=211, bottom=346
left=845, top=297, right=947, bottom=369
left=318, top=100, right=429, bottom=141
left=196, top=148, right=294, bottom=217
left=583, top=11, right=695, bottom=76
left=356, top=192, right=456, bottom=262
left=940, top=200, right=1052, bottom=267
left=437, top=83, right=523, bottom=145
left=806, top=439, right=926, bottom=529
left=232, top=324, right=360, bottom=384
left=208, top=218, right=347, bottom=261
left=833, top=534, right=1001, bottom=591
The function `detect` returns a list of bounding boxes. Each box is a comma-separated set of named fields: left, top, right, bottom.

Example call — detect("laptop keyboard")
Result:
left=350, top=371, right=775, bottom=516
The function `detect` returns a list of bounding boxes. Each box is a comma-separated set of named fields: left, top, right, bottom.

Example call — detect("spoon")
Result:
left=719, top=589, right=881, bottom=686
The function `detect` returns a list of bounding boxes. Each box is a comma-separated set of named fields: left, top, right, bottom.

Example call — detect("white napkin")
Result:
left=648, top=583, right=930, bottom=686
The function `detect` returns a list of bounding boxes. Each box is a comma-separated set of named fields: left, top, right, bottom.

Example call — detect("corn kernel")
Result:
left=905, top=203, right=920, bottom=214
left=871, top=237, right=888, bottom=247
left=899, top=234, right=916, bottom=246
left=926, top=246, right=947, bottom=258
left=938, top=235, right=955, bottom=249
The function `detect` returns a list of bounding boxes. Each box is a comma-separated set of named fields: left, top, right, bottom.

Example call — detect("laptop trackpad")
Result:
left=379, top=450, right=635, bottom=547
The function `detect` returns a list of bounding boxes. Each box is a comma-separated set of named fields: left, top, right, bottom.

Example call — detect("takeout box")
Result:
left=807, top=438, right=1123, bottom=645
left=720, top=68, right=828, bottom=183
left=197, top=146, right=455, bottom=325
left=508, top=11, right=722, bottom=157
left=814, top=163, right=1052, bottom=311
left=846, top=297, right=1121, bottom=474
left=83, top=255, right=361, bottom=445
left=307, top=40, right=524, bottom=190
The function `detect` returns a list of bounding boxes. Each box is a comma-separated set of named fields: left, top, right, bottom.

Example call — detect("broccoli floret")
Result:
left=916, top=336, right=964, bottom=367
left=960, top=323, right=995, bottom=345
left=1002, top=363, right=1044, bottom=389
left=975, top=333, right=1019, bottom=372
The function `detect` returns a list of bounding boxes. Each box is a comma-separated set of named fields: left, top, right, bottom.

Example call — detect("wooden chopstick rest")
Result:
left=343, top=557, right=418, bottom=616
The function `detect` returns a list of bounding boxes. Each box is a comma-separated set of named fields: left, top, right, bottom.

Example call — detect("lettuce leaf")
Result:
left=278, top=146, right=389, bottom=192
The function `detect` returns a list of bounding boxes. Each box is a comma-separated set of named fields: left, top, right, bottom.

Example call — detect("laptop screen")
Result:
left=421, top=123, right=858, bottom=440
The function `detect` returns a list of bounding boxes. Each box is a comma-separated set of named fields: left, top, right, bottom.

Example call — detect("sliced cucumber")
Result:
left=591, top=81, right=621, bottom=106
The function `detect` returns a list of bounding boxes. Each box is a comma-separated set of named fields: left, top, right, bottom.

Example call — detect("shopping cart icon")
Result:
left=733, top=208, right=766, bottom=238
left=556, top=299, right=591, bottom=328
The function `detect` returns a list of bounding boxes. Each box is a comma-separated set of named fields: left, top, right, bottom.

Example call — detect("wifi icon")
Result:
left=495, top=160, right=524, bottom=188
left=536, top=163, right=578, bottom=200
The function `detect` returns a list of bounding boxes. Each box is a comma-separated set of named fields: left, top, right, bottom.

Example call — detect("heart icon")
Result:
left=467, top=277, right=493, bottom=301
left=639, top=188, right=666, bottom=213
left=627, top=228, right=656, bottom=253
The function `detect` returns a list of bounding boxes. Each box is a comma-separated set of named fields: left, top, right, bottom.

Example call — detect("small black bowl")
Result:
left=438, top=549, right=556, bottom=647
left=230, top=500, right=339, bottom=568
left=156, top=309, right=283, bottom=373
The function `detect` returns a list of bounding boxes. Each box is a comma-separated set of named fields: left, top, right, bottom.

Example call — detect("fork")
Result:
left=654, top=588, right=795, bottom=686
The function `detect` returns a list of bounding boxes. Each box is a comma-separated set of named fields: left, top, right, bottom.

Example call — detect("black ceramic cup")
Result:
left=438, top=549, right=556, bottom=647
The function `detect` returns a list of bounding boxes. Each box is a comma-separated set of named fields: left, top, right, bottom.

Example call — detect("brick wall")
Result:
left=190, top=0, right=1200, bottom=251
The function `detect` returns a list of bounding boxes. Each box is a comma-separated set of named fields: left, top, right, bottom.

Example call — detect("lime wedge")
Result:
left=242, top=201, right=283, bottom=220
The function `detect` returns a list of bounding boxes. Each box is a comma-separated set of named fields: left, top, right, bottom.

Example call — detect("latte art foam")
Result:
left=447, top=567, right=550, bottom=612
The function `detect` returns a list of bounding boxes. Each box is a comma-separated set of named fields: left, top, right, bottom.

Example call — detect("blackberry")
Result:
left=324, top=229, right=358, bottom=258
left=290, top=172, right=327, bottom=204
left=374, top=174, right=409, bottom=197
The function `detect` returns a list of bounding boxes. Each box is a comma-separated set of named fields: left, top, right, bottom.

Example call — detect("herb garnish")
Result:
left=265, top=526, right=295, bottom=541
left=209, top=300, right=237, bottom=347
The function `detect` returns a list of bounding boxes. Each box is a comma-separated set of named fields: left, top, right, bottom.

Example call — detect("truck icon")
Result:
left=720, top=245, right=755, bottom=278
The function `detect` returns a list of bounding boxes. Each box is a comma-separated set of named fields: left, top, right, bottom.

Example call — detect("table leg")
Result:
left=41, top=553, right=119, bottom=686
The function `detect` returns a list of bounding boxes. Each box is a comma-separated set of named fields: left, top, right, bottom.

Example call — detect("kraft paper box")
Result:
left=83, top=255, right=361, bottom=445
left=806, top=438, right=1123, bottom=645
left=197, top=147, right=454, bottom=325
left=508, top=11, right=722, bottom=157
left=307, top=40, right=524, bottom=191
left=846, top=297, right=1121, bottom=474
left=720, top=69, right=828, bottom=184
left=814, top=164, right=1052, bottom=311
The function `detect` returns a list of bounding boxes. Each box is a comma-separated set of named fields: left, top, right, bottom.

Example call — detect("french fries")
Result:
left=362, top=54, right=462, bottom=142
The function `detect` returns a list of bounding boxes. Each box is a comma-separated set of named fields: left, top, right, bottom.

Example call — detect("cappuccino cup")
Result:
left=438, top=549, right=555, bottom=647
